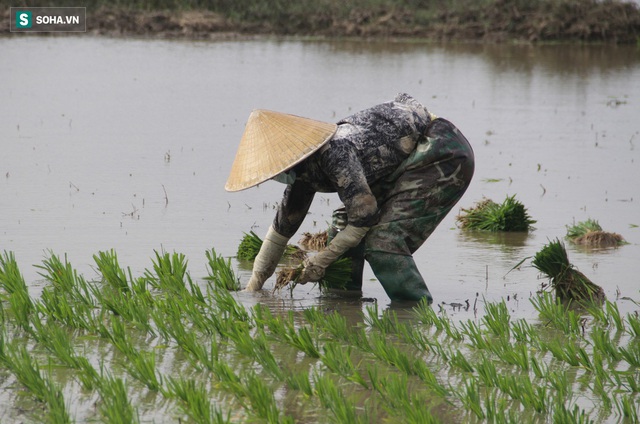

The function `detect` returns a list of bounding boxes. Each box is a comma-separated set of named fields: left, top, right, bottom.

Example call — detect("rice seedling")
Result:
left=565, top=218, right=625, bottom=247
left=364, top=304, right=399, bottom=334
left=613, top=370, right=640, bottom=393
left=99, top=373, right=139, bottom=424
left=227, top=323, right=271, bottom=371
left=454, top=377, right=485, bottom=419
left=483, top=390, right=517, bottom=424
left=532, top=240, right=605, bottom=305
left=439, top=312, right=464, bottom=341
left=530, top=356, right=548, bottom=379
left=460, top=320, right=491, bottom=350
left=618, top=342, right=640, bottom=367
left=367, top=331, right=439, bottom=382
left=299, top=231, right=328, bottom=250
left=312, top=371, right=363, bottom=424
left=124, top=348, right=163, bottom=392
left=456, top=195, right=536, bottom=232
left=0, top=343, right=71, bottom=423
left=273, top=257, right=353, bottom=293
left=36, top=253, right=95, bottom=308
left=262, top=311, right=320, bottom=358
left=482, top=300, right=511, bottom=338
left=367, top=366, right=438, bottom=422
left=31, top=319, right=79, bottom=368
left=205, top=248, right=241, bottom=291
left=236, top=231, right=263, bottom=261
left=248, top=329, right=285, bottom=381
left=491, top=338, right=530, bottom=371
left=4, top=247, right=640, bottom=423
left=166, top=377, right=229, bottom=424
left=613, top=394, right=639, bottom=422
left=0, top=251, right=35, bottom=331
left=207, top=284, right=251, bottom=324
left=496, top=373, right=549, bottom=413
left=94, top=287, right=154, bottom=334
left=152, top=306, right=218, bottom=371
left=145, top=250, right=190, bottom=298
left=590, top=326, right=622, bottom=361
left=303, top=306, right=371, bottom=351
left=541, top=338, right=592, bottom=370
left=510, top=318, right=541, bottom=346
left=475, top=354, right=499, bottom=387
left=236, top=231, right=306, bottom=262
left=397, top=320, right=440, bottom=355
left=102, top=317, right=163, bottom=391
left=605, top=301, right=626, bottom=333
left=93, top=249, right=131, bottom=293
left=546, top=369, right=571, bottom=401
left=627, top=312, right=640, bottom=338
left=321, top=342, right=368, bottom=388
left=38, top=287, right=96, bottom=332
left=242, top=371, right=290, bottom=423
left=285, top=370, right=313, bottom=397
left=449, top=349, right=475, bottom=373
left=553, top=402, right=594, bottom=424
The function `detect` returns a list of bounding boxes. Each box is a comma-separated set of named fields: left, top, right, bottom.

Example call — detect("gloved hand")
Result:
left=244, top=226, right=289, bottom=291
left=297, top=225, right=369, bottom=284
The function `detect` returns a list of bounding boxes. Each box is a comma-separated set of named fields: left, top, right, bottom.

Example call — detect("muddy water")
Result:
left=1, top=37, right=639, bottom=323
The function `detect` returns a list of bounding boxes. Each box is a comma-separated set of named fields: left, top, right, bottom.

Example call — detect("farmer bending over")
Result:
left=225, top=93, right=474, bottom=303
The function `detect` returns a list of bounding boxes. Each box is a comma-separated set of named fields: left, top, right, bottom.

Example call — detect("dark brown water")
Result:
left=2, top=37, right=639, bottom=322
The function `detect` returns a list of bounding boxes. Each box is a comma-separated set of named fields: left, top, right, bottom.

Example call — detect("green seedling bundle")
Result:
left=236, top=231, right=306, bottom=262
left=274, top=256, right=353, bottom=293
left=532, top=239, right=606, bottom=305
left=566, top=218, right=626, bottom=247
left=1, top=249, right=639, bottom=423
left=456, top=194, right=536, bottom=232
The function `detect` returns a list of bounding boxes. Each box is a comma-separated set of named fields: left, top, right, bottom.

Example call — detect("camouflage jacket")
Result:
left=273, top=93, right=434, bottom=238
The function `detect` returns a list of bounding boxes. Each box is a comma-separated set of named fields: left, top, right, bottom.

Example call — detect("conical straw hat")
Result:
left=225, top=109, right=337, bottom=192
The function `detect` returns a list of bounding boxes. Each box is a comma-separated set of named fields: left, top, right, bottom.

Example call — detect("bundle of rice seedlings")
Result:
left=236, top=231, right=307, bottom=262
left=532, top=239, right=605, bottom=305
left=566, top=219, right=625, bottom=247
left=236, top=231, right=263, bottom=261
left=299, top=231, right=328, bottom=251
left=274, top=257, right=352, bottom=294
left=456, top=195, right=536, bottom=232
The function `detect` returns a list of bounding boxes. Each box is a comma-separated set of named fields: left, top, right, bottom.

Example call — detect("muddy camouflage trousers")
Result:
left=329, top=118, right=474, bottom=299
left=366, top=118, right=474, bottom=255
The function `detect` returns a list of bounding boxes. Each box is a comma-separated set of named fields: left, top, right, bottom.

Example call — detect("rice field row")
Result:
left=0, top=249, right=638, bottom=423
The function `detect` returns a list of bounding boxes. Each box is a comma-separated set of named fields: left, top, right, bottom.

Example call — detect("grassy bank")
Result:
left=2, top=0, right=640, bottom=43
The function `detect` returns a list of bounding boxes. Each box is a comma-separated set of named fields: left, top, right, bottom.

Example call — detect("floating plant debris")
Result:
left=299, top=231, right=328, bottom=251
left=236, top=231, right=306, bottom=262
left=532, top=239, right=605, bottom=305
left=456, top=195, right=536, bottom=232
left=565, top=218, right=625, bottom=247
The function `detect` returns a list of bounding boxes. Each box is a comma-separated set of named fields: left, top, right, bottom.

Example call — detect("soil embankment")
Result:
left=2, top=0, right=640, bottom=43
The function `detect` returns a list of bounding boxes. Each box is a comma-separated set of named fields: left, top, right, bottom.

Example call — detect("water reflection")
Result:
left=321, top=39, right=640, bottom=74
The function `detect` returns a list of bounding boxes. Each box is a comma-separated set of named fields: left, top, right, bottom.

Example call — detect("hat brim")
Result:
left=225, top=109, right=337, bottom=192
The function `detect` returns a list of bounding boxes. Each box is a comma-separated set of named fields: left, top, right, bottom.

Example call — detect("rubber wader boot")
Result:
left=366, top=251, right=433, bottom=303
left=324, top=208, right=364, bottom=297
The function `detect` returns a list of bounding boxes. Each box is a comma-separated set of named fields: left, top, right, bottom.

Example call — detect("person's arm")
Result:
left=244, top=181, right=315, bottom=291
left=299, top=150, right=377, bottom=283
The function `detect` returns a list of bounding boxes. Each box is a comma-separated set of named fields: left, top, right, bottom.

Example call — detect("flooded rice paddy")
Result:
left=1, top=37, right=640, bottom=422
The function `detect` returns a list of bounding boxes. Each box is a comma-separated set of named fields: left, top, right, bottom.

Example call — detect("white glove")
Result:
left=244, top=226, right=289, bottom=291
left=298, top=225, right=369, bottom=283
